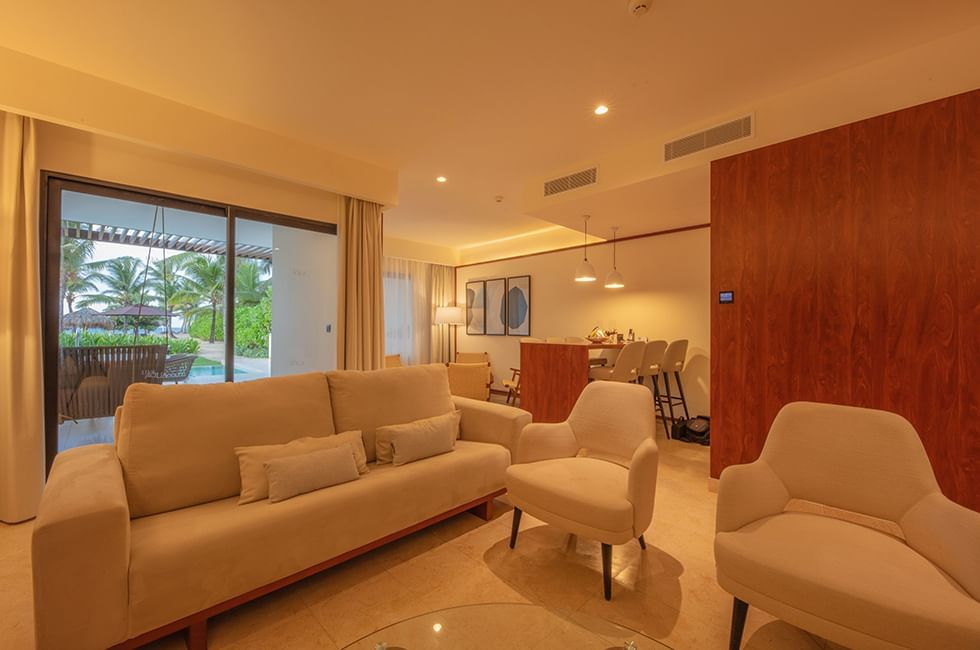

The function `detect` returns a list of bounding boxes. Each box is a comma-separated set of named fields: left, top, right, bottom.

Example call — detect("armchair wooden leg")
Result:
left=601, top=543, right=612, bottom=601
left=729, top=597, right=748, bottom=650
left=509, top=508, right=522, bottom=549
left=638, top=535, right=646, bottom=550
left=184, top=619, right=207, bottom=650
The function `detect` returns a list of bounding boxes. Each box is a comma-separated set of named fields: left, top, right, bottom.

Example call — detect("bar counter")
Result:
left=519, top=341, right=624, bottom=422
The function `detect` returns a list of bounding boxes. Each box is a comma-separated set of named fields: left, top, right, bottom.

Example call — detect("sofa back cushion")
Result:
left=117, top=372, right=335, bottom=517
left=326, top=364, right=454, bottom=462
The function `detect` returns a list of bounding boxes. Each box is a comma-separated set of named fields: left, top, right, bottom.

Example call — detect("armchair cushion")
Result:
left=515, top=421, right=579, bottom=464
left=716, top=511, right=980, bottom=650
left=506, top=457, right=633, bottom=542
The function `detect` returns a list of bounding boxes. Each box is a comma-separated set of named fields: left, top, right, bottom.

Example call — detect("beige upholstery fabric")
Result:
left=265, top=446, right=360, bottom=503
left=587, top=340, right=646, bottom=382
left=715, top=401, right=980, bottom=650
left=384, top=354, right=402, bottom=368
left=452, top=396, right=531, bottom=459
left=455, top=351, right=489, bottom=363
left=32, top=445, right=130, bottom=650
left=0, top=112, right=44, bottom=523
left=376, top=411, right=461, bottom=465
left=327, top=364, right=454, bottom=462
left=337, top=196, right=384, bottom=370
left=390, top=423, right=455, bottom=466
left=116, top=373, right=335, bottom=517
left=506, top=382, right=658, bottom=545
left=637, top=339, right=668, bottom=378
left=661, top=339, right=688, bottom=372
left=447, top=362, right=491, bottom=400
left=235, top=431, right=368, bottom=504
left=716, top=512, right=980, bottom=649
left=126, top=440, right=509, bottom=636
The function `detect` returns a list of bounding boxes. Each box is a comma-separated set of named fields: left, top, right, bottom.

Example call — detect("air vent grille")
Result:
left=664, top=116, right=752, bottom=162
left=544, top=167, right=598, bottom=196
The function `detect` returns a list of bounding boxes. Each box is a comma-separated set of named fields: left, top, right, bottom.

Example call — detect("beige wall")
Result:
left=455, top=227, right=710, bottom=416
left=36, top=122, right=342, bottom=222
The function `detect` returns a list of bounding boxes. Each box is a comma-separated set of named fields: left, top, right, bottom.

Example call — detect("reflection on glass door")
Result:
left=234, top=215, right=337, bottom=378
left=53, top=187, right=227, bottom=452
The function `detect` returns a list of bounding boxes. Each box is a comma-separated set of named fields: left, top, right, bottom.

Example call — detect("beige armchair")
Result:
left=715, top=401, right=980, bottom=650
left=505, top=381, right=658, bottom=600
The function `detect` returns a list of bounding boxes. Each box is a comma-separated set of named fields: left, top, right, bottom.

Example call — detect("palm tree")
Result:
left=177, top=253, right=225, bottom=343
left=147, top=257, right=184, bottom=338
left=60, top=236, right=97, bottom=319
left=235, top=258, right=270, bottom=307
left=78, top=256, right=147, bottom=309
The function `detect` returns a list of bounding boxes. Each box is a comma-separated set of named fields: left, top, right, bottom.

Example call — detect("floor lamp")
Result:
left=434, top=306, right=465, bottom=363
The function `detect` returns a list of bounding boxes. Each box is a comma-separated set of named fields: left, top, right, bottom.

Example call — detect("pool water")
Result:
left=188, top=364, right=245, bottom=377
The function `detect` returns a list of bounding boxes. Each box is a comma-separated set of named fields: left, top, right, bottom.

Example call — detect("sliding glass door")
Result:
left=42, top=177, right=337, bottom=464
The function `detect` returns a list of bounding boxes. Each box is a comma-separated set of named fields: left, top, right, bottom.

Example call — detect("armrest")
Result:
left=715, top=460, right=790, bottom=533
left=900, top=492, right=980, bottom=600
left=453, top=396, right=531, bottom=459
left=515, top=421, right=579, bottom=464
left=32, top=444, right=130, bottom=650
left=628, top=438, right=659, bottom=535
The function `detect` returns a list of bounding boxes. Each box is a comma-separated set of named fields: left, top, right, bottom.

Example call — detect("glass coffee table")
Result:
left=344, top=602, right=671, bottom=649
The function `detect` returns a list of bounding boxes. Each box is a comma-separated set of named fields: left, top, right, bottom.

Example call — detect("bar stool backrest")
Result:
left=638, top=340, right=668, bottom=378
left=662, top=339, right=689, bottom=373
left=608, top=341, right=647, bottom=382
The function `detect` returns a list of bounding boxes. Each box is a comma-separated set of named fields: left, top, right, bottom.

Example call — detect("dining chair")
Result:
left=504, top=339, right=544, bottom=405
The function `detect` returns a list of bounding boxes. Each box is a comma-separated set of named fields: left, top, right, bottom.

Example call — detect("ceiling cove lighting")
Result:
left=604, top=226, right=625, bottom=289
left=436, top=176, right=447, bottom=183
left=574, top=215, right=597, bottom=282
left=594, top=104, right=609, bottom=116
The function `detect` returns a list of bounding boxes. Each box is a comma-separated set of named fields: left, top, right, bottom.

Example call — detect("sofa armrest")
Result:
left=32, top=444, right=130, bottom=650
left=628, top=438, right=659, bottom=535
left=453, top=396, right=531, bottom=459
left=901, top=492, right=980, bottom=601
left=515, top=421, right=579, bottom=464
left=715, top=460, right=790, bottom=533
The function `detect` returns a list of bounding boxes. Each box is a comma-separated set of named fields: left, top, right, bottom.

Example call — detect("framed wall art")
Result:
left=465, top=280, right=486, bottom=335
left=505, top=275, right=530, bottom=336
left=484, top=278, right=506, bottom=336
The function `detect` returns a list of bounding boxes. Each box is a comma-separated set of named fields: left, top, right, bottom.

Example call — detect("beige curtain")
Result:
left=337, top=196, right=385, bottom=370
left=0, top=112, right=44, bottom=523
left=430, top=265, right=455, bottom=363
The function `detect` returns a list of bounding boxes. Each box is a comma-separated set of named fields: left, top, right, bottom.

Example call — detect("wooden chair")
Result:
left=447, top=362, right=492, bottom=400
left=384, top=354, right=403, bottom=368
left=503, top=368, right=521, bottom=405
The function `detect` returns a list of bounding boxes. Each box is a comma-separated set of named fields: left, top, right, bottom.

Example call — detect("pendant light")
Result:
left=604, top=226, right=625, bottom=289
left=574, top=215, right=597, bottom=282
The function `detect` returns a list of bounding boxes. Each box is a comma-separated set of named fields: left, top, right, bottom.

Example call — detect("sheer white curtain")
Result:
left=383, top=258, right=455, bottom=365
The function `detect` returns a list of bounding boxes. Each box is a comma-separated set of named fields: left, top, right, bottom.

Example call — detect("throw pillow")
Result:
left=264, top=445, right=359, bottom=503
left=235, top=430, right=368, bottom=504
left=375, top=410, right=461, bottom=465
left=390, top=423, right=456, bottom=466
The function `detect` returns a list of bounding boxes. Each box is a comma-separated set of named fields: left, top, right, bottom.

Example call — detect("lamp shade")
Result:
left=574, top=259, right=597, bottom=282
left=604, top=268, right=625, bottom=289
left=435, top=305, right=465, bottom=325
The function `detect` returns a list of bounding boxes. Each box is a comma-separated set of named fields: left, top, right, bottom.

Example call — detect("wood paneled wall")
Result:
left=710, top=90, right=979, bottom=511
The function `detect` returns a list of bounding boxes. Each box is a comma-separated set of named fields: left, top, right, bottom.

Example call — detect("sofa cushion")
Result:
left=505, top=457, right=632, bottom=535
left=117, top=373, right=335, bottom=517
left=376, top=411, right=460, bottom=465
left=235, top=431, right=368, bottom=504
left=326, top=364, right=454, bottom=462
left=390, top=419, right=457, bottom=466
left=126, top=440, right=509, bottom=636
left=265, top=446, right=360, bottom=503
left=715, top=512, right=980, bottom=649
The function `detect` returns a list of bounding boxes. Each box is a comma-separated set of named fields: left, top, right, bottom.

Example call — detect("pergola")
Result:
left=61, top=220, right=273, bottom=261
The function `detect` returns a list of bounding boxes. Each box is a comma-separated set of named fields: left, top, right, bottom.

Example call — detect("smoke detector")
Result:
left=627, top=0, right=651, bottom=17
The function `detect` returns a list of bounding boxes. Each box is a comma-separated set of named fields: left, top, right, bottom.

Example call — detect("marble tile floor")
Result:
left=0, top=437, right=844, bottom=650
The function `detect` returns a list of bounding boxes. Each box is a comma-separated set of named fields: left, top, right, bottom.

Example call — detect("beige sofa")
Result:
left=33, top=364, right=530, bottom=650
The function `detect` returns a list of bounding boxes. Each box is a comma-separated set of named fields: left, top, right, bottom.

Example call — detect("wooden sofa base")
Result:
left=110, top=489, right=506, bottom=650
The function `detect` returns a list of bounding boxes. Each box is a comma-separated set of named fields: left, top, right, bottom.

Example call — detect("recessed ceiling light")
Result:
left=436, top=176, right=447, bottom=183
left=594, top=105, right=609, bottom=116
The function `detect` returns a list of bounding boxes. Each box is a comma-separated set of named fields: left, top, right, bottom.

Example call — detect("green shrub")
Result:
left=234, top=293, right=271, bottom=357
left=189, top=311, right=224, bottom=342
left=59, top=330, right=199, bottom=354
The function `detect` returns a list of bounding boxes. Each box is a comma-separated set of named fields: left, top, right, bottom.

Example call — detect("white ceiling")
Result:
left=5, top=1, right=980, bottom=251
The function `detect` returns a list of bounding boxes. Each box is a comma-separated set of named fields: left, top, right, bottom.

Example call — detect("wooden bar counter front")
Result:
left=519, top=341, right=624, bottom=422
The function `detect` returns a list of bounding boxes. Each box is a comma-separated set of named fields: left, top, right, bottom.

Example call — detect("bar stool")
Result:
left=660, top=339, right=690, bottom=427
left=636, top=339, right=670, bottom=436
left=588, top=341, right=646, bottom=383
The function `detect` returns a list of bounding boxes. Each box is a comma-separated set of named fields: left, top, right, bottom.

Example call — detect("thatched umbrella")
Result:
left=102, top=304, right=171, bottom=338
left=62, top=307, right=114, bottom=331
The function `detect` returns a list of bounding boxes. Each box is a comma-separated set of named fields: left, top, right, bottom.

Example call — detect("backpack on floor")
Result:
left=671, top=416, right=710, bottom=445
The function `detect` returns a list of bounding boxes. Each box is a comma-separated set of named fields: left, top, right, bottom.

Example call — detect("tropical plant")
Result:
left=176, top=253, right=225, bottom=343
left=77, top=256, right=148, bottom=309
left=234, top=289, right=272, bottom=357
left=235, top=258, right=270, bottom=307
left=60, top=235, right=97, bottom=317
left=147, top=257, right=185, bottom=337
left=58, top=331, right=199, bottom=354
